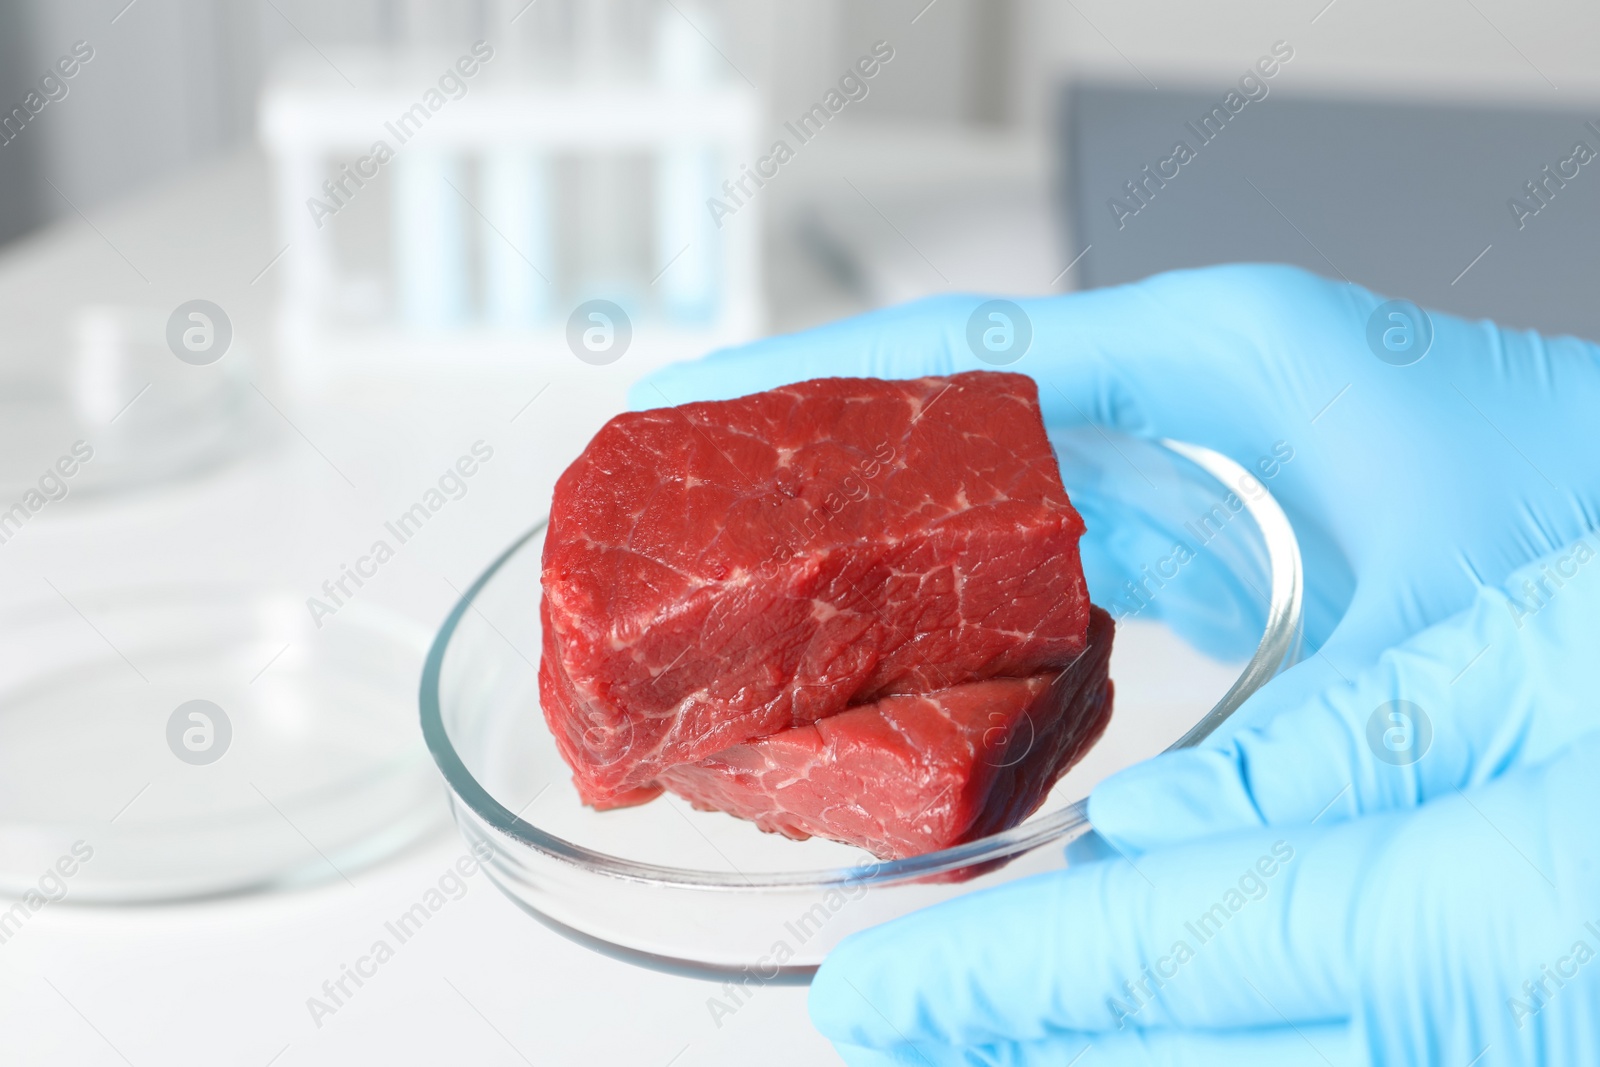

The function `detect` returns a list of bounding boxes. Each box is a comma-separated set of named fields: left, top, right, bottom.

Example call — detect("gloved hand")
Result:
left=806, top=542, right=1600, bottom=1065
left=632, top=264, right=1600, bottom=1063
left=634, top=264, right=1600, bottom=732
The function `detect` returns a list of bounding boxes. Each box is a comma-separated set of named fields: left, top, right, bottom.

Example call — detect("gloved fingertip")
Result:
left=1088, top=747, right=1260, bottom=853
left=828, top=1042, right=912, bottom=1067
left=626, top=364, right=697, bottom=411
left=808, top=929, right=886, bottom=1046
left=623, top=377, right=657, bottom=412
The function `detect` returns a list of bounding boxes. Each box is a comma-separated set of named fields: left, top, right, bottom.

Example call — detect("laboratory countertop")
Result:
left=0, top=372, right=843, bottom=1067
left=0, top=182, right=830, bottom=1067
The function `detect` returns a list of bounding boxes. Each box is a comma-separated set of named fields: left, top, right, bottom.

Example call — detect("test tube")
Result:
left=481, top=151, right=553, bottom=328
left=654, top=3, right=721, bottom=324
left=393, top=150, right=468, bottom=330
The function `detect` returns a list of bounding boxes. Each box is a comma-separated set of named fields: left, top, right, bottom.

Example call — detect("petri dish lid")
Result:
left=0, top=584, right=448, bottom=902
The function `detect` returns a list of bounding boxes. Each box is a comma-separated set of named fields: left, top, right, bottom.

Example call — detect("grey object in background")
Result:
left=1063, top=84, right=1600, bottom=341
left=0, top=0, right=43, bottom=245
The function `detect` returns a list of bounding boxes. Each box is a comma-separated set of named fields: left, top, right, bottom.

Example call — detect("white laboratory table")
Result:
left=0, top=380, right=844, bottom=1067
left=0, top=154, right=843, bottom=1067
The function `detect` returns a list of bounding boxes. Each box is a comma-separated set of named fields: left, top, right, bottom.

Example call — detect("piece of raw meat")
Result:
left=540, top=372, right=1091, bottom=807
left=659, top=607, right=1116, bottom=860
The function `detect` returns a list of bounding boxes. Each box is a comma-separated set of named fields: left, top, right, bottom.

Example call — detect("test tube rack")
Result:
left=259, top=47, right=763, bottom=391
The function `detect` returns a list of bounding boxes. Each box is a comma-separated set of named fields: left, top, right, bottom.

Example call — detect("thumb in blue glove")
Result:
left=632, top=265, right=1600, bottom=1064
left=810, top=535, right=1600, bottom=1065
left=1091, top=529, right=1600, bottom=853
left=634, top=264, right=1600, bottom=744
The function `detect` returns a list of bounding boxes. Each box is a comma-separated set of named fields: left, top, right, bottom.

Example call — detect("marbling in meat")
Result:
left=539, top=371, right=1091, bottom=808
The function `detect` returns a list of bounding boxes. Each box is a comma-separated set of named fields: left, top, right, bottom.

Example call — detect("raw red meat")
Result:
left=659, top=607, right=1116, bottom=859
left=540, top=371, right=1090, bottom=807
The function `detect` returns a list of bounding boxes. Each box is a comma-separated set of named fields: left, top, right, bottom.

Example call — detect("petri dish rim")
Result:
left=419, top=437, right=1303, bottom=891
left=0, top=583, right=445, bottom=902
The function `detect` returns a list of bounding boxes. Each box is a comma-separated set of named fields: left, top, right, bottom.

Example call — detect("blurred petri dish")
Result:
left=0, top=305, right=257, bottom=502
left=421, top=429, right=1303, bottom=980
left=0, top=585, right=448, bottom=901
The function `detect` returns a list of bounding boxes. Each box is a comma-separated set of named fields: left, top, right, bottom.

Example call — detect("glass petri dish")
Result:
left=0, top=586, right=448, bottom=901
left=421, top=429, right=1302, bottom=980
left=0, top=306, right=258, bottom=502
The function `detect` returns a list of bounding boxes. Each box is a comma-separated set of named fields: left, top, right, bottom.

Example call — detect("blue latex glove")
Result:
left=809, top=548, right=1600, bottom=1064
left=632, top=264, right=1600, bottom=1063
left=634, top=264, right=1600, bottom=722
